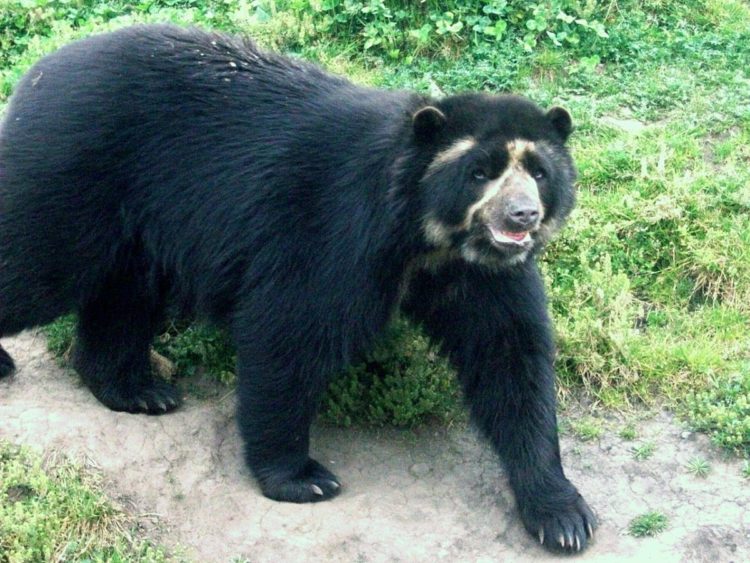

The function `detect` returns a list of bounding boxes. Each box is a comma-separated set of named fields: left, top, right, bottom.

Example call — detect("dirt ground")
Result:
left=1, top=331, right=748, bottom=562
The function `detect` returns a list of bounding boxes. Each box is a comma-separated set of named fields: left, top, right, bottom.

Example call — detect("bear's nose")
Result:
left=506, top=199, right=540, bottom=229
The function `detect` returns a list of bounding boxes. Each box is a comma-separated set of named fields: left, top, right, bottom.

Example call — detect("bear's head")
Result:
left=412, top=94, right=575, bottom=268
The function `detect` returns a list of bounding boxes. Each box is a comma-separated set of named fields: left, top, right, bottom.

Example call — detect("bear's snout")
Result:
left=502, top=194, right=540, bottom=231
left=486, top=191, right=541, bottom=233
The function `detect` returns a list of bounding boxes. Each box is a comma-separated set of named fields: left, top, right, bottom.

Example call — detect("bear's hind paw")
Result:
left=259, top=458, right=342, bottom=503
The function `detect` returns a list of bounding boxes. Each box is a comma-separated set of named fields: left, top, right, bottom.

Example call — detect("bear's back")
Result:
left=0, top=25, right=422, bottom=325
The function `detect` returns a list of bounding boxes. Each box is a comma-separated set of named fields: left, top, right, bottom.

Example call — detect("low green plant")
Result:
left=0, top=442, right=172, bottom=562
left=685, top=368, right=750, bottom=455
left=619, top=424, right=637, bottom=440
left=568, top=417, right=604, bottom=441
left=321, top=317, right=461, bottom=427
left=43, top=314, right=76, bottom=358
left=304, top=0, right=610, bottom=59
left=631, top=442, right=655, bottom=461
left=0, top=0, right=278, bottom=100
left=629, top=511, right=668, bottom=537
left=685, top=457, right=711, bottom=478
left=155, top=323, right=236, bottom=385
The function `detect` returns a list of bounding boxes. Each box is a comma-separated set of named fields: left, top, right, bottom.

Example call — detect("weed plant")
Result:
left=629, top=511, right=668, bottom=537
left=632, top=442, right=656, bottom=461
left=685, top=457, right=711, bottom=478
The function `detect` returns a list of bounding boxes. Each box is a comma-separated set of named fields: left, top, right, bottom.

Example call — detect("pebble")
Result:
left=409, top=462, right=431, bottom=477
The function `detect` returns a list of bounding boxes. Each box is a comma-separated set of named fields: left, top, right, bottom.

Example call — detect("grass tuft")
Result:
left=629, top=511, right=669, bottom=537
left=568, top=418, right=604, bottom=441
left=631, top=442, right=656, bottom=461
left=0, top=442, right=172, bottom=562
left=685, top=457, right=711, bottom=478
left=619, top=424, right=638, bottom=440
left=684, top=367, right=750, bottom=455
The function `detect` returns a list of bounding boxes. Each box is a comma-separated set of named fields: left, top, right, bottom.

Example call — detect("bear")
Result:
left=0, top=25, right=596, bottom=552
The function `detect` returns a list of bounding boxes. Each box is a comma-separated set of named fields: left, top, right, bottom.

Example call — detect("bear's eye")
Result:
left=471, top=168, right=487, bottom=181
left=532, top=169, right=546, bottom=181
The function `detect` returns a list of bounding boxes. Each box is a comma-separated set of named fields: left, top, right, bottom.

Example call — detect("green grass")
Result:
left=629, top=511, right=669, bottom=537
left=685, top=457, right=711, bottom=478
left=568, top=417, right=604, bottom=442
left=632, top=442, right=656, bottom=461
left=683, top=367, right=750, bottom=454
left=0, top=442, right=173, bottom=562
left=619, top=424, right=638, bottom=441
left=2, top=0, right=750, bottom=454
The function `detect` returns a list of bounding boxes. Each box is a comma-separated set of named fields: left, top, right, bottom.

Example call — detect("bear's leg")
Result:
left=0, top=257, right=76, bottom=379
left=234, top=340, right=341, bottom=503
left=403, top=262, right=596, bottom=553
left=73, top=267, right=181, bottom=415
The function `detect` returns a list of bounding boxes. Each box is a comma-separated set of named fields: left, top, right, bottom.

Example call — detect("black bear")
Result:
left=0, top=25, right=595, bottom=552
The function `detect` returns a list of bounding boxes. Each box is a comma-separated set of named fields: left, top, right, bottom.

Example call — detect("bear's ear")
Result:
left=412, top=106, right=447, bottom=142
left=547, top=106, right=573, bottom=142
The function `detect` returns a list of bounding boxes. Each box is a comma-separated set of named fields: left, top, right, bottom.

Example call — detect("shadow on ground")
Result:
left=1, top=331, right=748, bottom=562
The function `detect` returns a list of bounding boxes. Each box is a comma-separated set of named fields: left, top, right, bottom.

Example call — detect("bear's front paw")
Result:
left=520, top=493, right=597, bottom=553
left=93, top=378, right=182, bottom=415
left=258, top=458, right=341, bottom=503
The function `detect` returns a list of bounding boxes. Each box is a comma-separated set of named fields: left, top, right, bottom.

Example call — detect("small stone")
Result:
left=409, top=463, right=431, bottom=478
left=681, top=431, right=693, bottom=440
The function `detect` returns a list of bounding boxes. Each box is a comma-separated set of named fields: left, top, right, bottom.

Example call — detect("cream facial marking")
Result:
left=425, top=137, right=476, bottom=177
left=463, top=139, right=542, bottom=230
left=421, top=138, right=547, bottom=250
left=465, top=167, right=514, bottom=225
left=460, top=245, right=481, bottom=264
left=422, top=216, right=454, bottom=246
left=507, top=139, right=535, bottom=161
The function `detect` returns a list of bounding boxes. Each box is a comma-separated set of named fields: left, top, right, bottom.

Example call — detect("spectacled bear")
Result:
left=0, top=25, right=596, bottom=552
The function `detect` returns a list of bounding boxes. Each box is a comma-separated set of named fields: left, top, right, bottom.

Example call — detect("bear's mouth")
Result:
left=488, top=225, right=532, bottom=247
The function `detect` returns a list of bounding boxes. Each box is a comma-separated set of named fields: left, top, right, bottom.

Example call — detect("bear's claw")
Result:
left=522, top=493, right=597, bottom=554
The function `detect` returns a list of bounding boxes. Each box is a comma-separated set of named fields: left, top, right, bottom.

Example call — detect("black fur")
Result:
left=0, top=25, right=595, bottom=551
